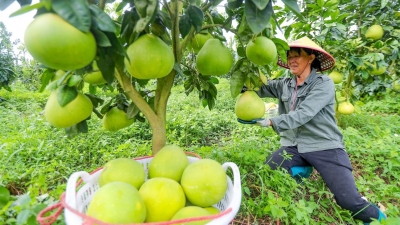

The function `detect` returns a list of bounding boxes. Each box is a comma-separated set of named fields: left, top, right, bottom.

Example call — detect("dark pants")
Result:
left=265, top=146, right=379, bottom=223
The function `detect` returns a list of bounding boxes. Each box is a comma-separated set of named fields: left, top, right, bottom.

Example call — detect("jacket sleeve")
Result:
left=257, top=79, right=285, bottom=98
left=270, top=77, right=335, bottom=132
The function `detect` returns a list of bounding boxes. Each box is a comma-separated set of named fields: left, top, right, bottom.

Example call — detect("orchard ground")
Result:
left=0, top=78, right=399, bottom=224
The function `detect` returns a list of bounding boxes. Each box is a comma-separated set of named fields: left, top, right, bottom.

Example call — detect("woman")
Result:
left=239, top=36, right=386, bottom=224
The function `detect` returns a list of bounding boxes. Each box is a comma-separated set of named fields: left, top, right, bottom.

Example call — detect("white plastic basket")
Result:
left=64, top=156, right=241, bottom=225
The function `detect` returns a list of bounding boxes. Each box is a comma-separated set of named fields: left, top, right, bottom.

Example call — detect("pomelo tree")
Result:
left=1, top=0, right=297, bottom=154
left=0, top=22, right=17, bottom=92
left=278, top=0, right=400, bottom=115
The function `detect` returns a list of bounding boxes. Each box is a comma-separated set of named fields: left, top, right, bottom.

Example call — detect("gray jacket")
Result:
left=257, top=69, right=345, bottom=153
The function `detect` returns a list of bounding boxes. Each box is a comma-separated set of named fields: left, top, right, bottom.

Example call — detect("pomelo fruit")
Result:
left=124, top=34, right=174, bottom=79
left=44, top=90, right=93, bottom=128
left=365, top=25, right=384, bottom=40
left=24, top=13, right=96, bottom=70
left=368, top=62, right=386, bottom=75
left=180, top=159, right=227, bottom=207
left=392, top=79, right=400, bottom=92
left=235, top=91, right=266, bottom=121
left=139, top=177, right=186, bottom=222
left=204, top=206, right=220, bottom=215
left=86, top=181, right=146, bottom=224
left=246, top=36, right=277, bottom=65
left=148, top=145, right=189, bottom=182
left=171, top=206, right=211, bottom=225
left=83, top=61, right=107, bottom=85
left=99, top=158, right=145, bottom=189
left=188, top=32, right=213, bottom=53
left=196, top=39, right=233, bottom=76
left=328, top=71, right=343, bottom=84
left=338, top=102, right=355, bottom=115
left=102, top=107, right=135, bottom=131
left=52, top=70, right=66, bottom=81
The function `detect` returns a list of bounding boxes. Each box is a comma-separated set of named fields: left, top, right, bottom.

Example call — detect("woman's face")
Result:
left=287, top=49, right=314, bottom=76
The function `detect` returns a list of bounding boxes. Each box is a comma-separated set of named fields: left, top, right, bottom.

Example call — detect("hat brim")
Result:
left=277, top=39, right=335, bottom=72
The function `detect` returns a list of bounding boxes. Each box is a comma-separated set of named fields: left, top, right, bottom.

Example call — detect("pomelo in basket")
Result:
left=99, top=158, right=145, bottom=190
left=148, top=145, right=189, bottom=182
left=180, top=159, right=227, bottom=207
left=86, top=181, right=146, bottom=224
left=44, top=90, right=93, bottom=128
left=204, top=206, right=220, bottom=215
left=139, top=177, right=186, bottom=222
left=235, top=91, right=266, bottom=121
left=171, top=206, right=211, bottom=225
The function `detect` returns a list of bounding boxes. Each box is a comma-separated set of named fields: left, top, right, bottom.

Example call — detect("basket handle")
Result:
left=65, top=171, right=93, bottom=210
left=222, top=162, right=241, bottom=202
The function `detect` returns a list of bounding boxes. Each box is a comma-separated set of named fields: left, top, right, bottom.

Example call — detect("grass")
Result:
left=0, top=79, right=399, bottom=225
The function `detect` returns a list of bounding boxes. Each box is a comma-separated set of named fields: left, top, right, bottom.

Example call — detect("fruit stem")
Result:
left=99, top=0, right=106, bottom=10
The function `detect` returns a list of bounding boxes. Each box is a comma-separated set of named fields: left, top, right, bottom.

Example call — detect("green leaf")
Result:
left=89, top=5, right=116, bottom=33
left=57, top=85, right=78, bottom=107
left=9, top=2, right=44, bottom=17
left=39, top=69, right=55, bottom=92
left=105, top=32, right=127, bottom=57
left=134, top=0, right=147, bottom=18
left=116, top=1, right=128, bottom=12
left=0, top=186, right=10, bottom=209
left=76, top=119, right=88, bottom=133
left=179, top=14, right=191, bottom=38
left=249, top=0, right=269, bottom=10
left=91, top=28, right=112, bottom=47
left=187, top=5, right=204, bottom=33
left=230, top=70, right=246, bottom=98
left=52, top=0, right=91, bottom=32
left=245, top=0, right=273, bottom=34
left=281, top=0, right=304, bottom=20
left=16, top=209, right=31, bottom=225
left=67, top=75, right=82, bottom=87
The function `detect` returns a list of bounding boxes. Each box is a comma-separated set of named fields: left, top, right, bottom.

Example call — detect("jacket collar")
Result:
left=290, top=68, right=319, bottom=87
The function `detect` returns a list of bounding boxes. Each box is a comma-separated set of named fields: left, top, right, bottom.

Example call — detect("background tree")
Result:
left=0, top=22, right=17, bottom=93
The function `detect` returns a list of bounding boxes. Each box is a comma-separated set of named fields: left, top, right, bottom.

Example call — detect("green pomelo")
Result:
left=83, top=61, right=107, bottom=85
left=102, top=107, right=135, bottom=132
left=171, top=206, right=211, bottom=225
left=188, top=32, right=213, bottom=53
left=24, top=13, right=96, bottom=70
left=338, top=102, right=355, bottom=115
left=196, top=39, right=233, bottom=76
left=246, top=36, right=277, bottom=65
left=392, top=79, right=400, bottom=92
left=99, top=158, right=145, bottom=189
left=328, top=71, right=343, bottom=84
left=139, top=177, right=186, bottom=222
left=86, top=182, right=146, bottom=224
left=369, top=63, right=386, bottom=75
left=180, top=159, right=227, bottom=207
left=148, top=145, right=189, bottom=182
left=365, top=25, right=384, bottom=40
left=124, top=34, right=174, bottom=79
left=52, top=70, right=66, bottom=81
left=204, top=206, right=220, bottom=215
left=235, top=91, right=266, bottom=121
left=44, top=91, right=93, bottom=128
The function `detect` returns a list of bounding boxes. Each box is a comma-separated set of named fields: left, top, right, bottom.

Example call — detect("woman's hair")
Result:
left=288, top=47, right=322, bottom=71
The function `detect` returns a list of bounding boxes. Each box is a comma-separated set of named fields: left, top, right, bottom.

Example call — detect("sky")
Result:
left=0, top=1, right=38, bottom=44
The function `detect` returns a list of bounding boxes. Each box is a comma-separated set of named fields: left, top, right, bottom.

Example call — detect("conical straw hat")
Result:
left=277, top=36, right=335, bottom=71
